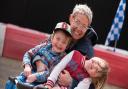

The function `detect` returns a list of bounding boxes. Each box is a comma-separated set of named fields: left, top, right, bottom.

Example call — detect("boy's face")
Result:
left=51, top=31, right=71, bottom=53
left=84, top=57, right=104, bottom=78
left=69, top=13, right=89, bottom=40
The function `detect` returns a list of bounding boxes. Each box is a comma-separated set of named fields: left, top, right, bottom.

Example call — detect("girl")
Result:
left=43, top=50, right=109, bottom=89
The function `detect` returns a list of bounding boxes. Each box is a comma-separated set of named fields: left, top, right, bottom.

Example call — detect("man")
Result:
left=16, top=4, right=98, bottom=89
left=57, top=4, right=98, bottom=89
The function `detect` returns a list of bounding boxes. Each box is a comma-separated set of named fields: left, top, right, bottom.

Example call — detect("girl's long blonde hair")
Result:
left=91, top=57, right=110, bottom=89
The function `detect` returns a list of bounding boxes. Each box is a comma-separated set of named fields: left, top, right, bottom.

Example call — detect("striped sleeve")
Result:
left=22, top=41, right=48, bottom=66
left=46, top=51, right=75, bottom=87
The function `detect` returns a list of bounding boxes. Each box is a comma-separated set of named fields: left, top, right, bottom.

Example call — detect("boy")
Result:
left=5, top=22, right=72, bottom=89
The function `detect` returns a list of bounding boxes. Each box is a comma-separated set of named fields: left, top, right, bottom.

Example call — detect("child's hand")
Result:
left=26, top=74, right=37, bottom=83
left=24, top=64, right=32, bottom=77
left=36, top=60, right=47, bottom=72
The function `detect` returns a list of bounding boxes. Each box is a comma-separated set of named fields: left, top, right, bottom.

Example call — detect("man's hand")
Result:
left=58, top=70, right=72, bottom=87
left=45, top=85, right=52, bottom=89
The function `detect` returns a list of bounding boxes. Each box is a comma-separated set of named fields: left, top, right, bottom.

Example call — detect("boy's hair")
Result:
left=72, top=4, right=93, bottom=25
left=91, top=57, right=110, bottom=89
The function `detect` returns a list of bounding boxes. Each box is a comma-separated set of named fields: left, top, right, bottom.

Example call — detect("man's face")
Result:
left=69, top=13, right=89, bottom=40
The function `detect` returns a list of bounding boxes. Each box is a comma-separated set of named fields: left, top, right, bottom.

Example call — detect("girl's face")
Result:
left=51, top=31, right=71, bottom=53
left=85, top=57, right=106, bottom=78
